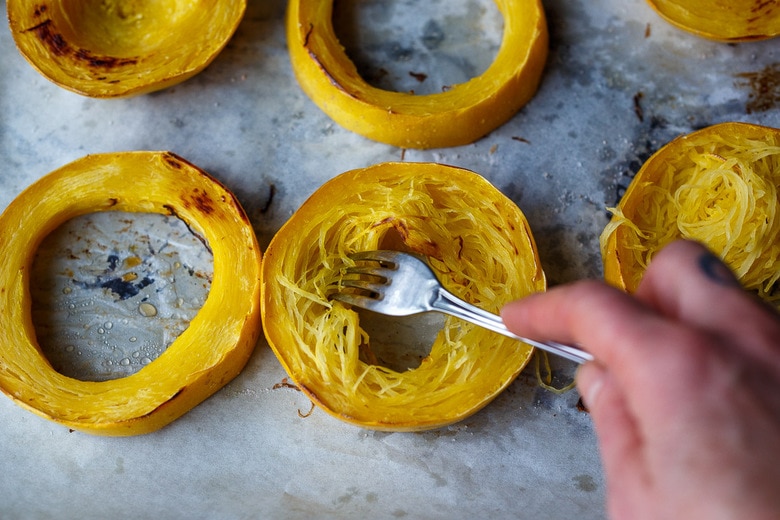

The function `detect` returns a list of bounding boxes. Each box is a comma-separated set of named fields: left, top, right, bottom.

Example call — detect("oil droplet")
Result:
left=98, top=328, right=105, bottom=334
left=104, top=321, right=113, bottom=330
left=119, top=358, right=131, bottom=366
left=141, top=357, right=152, bottom=365
left=65, top=345, right=75, bottom=353
left=138, top=302, right=158, bottom=317
left=129, top=336, right=137, bottom=343
left=62, top=287, right=72, bottom=295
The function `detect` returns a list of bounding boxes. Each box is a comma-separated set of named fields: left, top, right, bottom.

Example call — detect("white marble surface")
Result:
left=1, top=0, right=778, bottom=518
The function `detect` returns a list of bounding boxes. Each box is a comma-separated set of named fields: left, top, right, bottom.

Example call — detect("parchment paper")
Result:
left=1, top=0, right=778, bottom=518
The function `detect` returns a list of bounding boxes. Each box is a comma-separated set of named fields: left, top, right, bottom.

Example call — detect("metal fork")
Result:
left=329, top=250, right=594, bottom=364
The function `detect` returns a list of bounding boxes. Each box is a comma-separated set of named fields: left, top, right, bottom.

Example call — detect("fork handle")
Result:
left=432, top=289, right=594, bottom=364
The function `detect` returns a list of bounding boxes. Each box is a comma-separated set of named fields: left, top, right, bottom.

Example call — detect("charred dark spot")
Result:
left=511, top=136, right=531, bottom=144
left=303, top=23, right=314, bottom=47
left=751, top=0, right=774, bottom=13
left=74, top=48, right=137, bottom=68
left=107, top=197, right=119, bottom=206
left=162, top=203, right=178, bottom=217
left=33, top=4, right=48, bottom=16
left=164, top=203, right=213, bottom=255
left=188, top=188, right=216, bottom=215
left=162, top=154, right=183, bottom=169
left=24, top=18, right=137, bottom=70
left=27, top=20, right=68, bottom=56
left=409, top=71, right=427, bottom=83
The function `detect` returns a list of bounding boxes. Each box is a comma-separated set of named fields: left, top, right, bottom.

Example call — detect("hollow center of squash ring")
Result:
left=356, top=308, right=445, bottom=372
left=30, top=211, right=213, bottom=382
left=332, top=0, right=504, bottom=95
left=48, top=0, right=189, bottom=57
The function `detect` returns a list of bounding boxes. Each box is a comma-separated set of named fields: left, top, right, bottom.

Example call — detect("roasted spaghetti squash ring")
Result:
left=0, top=152, right=262, bottom=435
left=8, top=0, right=246, bottom=97
left=601, top=122, right=780, bottom=307
left=261, top=162, right=546, bottom=431
left=646, top=0, right=780, bottom=41
left=286, top=0, right=548, bottom=149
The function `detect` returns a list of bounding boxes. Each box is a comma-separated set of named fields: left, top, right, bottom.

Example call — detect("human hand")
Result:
left=501, top=240, right=780, bottom=520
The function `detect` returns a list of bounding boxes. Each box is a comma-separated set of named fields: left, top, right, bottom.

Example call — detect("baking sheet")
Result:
left=1, top=0, right=778, bottom=518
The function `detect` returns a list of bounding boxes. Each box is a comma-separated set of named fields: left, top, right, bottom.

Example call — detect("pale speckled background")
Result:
left=1, top=0, right=779, bottom=518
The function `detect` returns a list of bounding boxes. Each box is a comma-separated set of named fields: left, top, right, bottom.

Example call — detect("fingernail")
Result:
left=698, top=251, right=740, bottom=288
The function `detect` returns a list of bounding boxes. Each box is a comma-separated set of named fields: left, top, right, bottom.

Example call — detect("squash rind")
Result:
left=286, top=0, right=548, bottom=149
left=646, top=0, right=780, bottom=41
left=601, top=122, right=780, bottom=307
left=261, top=162, right=545, bottom=431
left=0, top=151, right=262, bottom=435
left=7, top=0, right=246, bottom=97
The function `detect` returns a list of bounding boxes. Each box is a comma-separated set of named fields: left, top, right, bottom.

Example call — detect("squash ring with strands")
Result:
left=261, top=162, right=546, bottom=431
left=601, top=122, right=780, bottom=308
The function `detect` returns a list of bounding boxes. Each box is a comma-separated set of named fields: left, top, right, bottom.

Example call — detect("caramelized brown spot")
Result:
left=25, top=18, right=137, bottom=70
left=188, top=188, right=216, bottom=215
left=74, top=48, right=137, bottom=68
left=27, top=20, right=67, bottom=56
left=162, top=154, right=183, bottom=169
left=303, top=23, right=314, bottom=47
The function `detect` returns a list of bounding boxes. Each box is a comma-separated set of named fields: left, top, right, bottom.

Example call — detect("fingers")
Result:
left=501, top=279, right=673, bottom=373
left=636, top=240, right=780, bottom=367
left=577, top=363, right=648, bottom=520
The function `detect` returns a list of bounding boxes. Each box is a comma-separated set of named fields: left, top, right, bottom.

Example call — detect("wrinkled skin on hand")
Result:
left=502, top=240, right=780, bottom=520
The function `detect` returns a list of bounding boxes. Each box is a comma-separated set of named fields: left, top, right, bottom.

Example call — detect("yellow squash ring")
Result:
left=601, top=122, right=780, bottom=305
left=261, top=162, right=546, bottom=431
left=646, top=0, right=780, bottom=42
left=8, top=0, right=246, bottom=97
left=286, top=0, right=548, bottom=149
left=0, top=151, right=262, bottom=435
